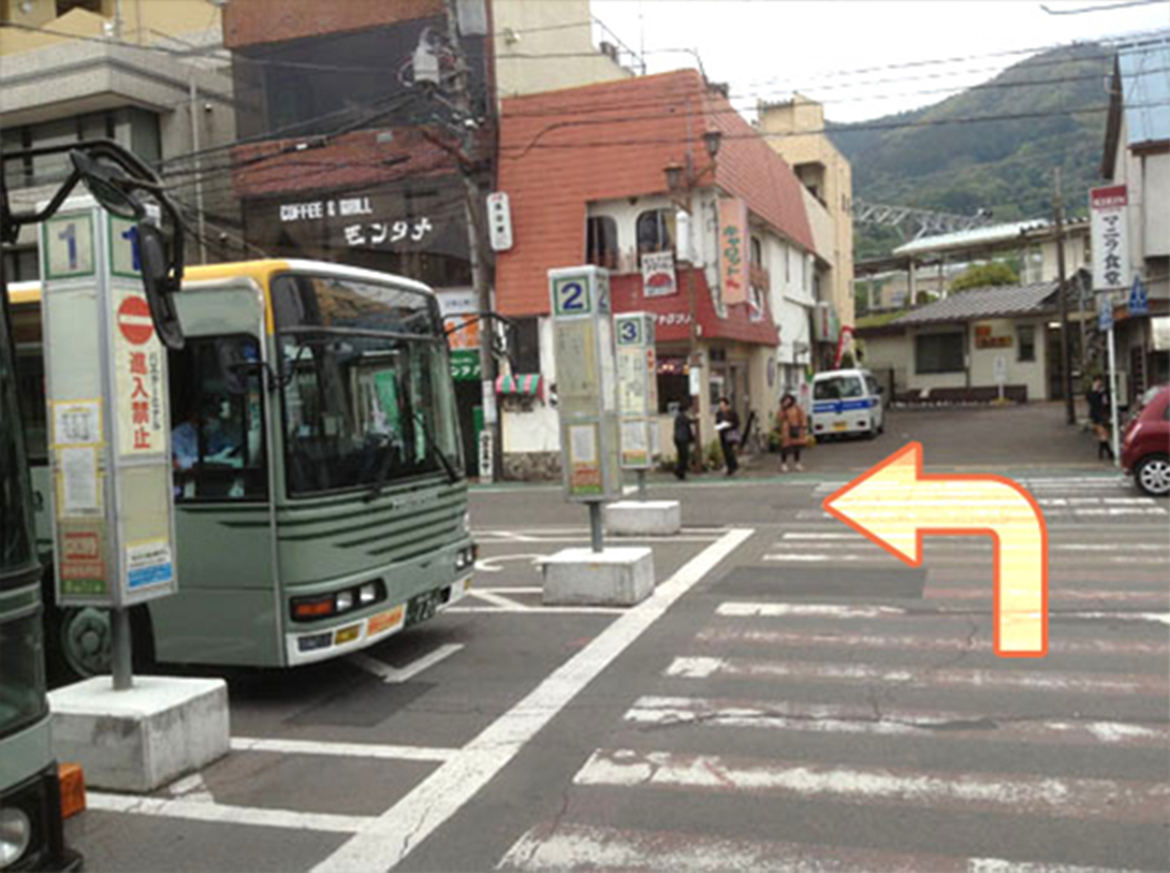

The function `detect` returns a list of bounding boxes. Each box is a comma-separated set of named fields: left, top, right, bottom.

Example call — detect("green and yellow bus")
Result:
left=10, top=259, right=475, bottom=679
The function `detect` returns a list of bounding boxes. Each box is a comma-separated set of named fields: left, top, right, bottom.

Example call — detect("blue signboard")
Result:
left=1098, top=293, right=1113, bottom=332
left=1128, top=274, right=1149, bottom=316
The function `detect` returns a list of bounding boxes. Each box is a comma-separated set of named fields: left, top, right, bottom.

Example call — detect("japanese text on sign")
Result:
left=1090, top=185, right=1129, bottom=290
left=113, top=290, right=166, bottom=456
left=344, top=217, right=434, bottom=248
left=718, top=198, right=749, bottom=306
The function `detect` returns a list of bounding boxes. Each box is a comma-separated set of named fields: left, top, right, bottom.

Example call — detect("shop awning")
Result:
left=496, top=373, right=543, bottom=396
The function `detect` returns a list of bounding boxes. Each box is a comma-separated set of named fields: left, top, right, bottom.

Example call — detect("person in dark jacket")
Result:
left=1086, top=376, right=1114, bottom=460
left=673, top=401, right=695, bottom=480
left=715, top=396, right=740, bottom=476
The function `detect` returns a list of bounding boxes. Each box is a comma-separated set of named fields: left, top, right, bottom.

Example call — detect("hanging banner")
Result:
left=718, top=198, right=749, bottom=306
left=641, top=251, right=677, bottom=298
left=1089, top=185, right=1129, bottom=290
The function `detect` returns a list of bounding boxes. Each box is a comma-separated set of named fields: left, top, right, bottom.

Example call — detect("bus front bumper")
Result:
left=0, top=763, right=81, bottom=872
left=283, top=574, right=473, bottom=667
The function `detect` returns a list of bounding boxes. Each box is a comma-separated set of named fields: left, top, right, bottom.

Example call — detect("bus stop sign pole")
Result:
left=39, top=195, right=179, bottom=690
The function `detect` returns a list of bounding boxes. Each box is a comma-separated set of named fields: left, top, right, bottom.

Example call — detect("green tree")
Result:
left=950, top=261, right=1019, bottom=293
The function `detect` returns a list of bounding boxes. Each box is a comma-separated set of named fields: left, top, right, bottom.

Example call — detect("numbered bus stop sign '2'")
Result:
left=824, top=442, right=1049, bottom=658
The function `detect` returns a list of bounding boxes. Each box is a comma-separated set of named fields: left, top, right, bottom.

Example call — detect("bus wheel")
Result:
left=57, top=607, right=113, bottom=679
left=48, top=605, right=155, bottom=684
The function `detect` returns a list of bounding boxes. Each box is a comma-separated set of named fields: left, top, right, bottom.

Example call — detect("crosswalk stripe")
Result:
left=664, top=656, right=1168, bottom=696
left=572, top=749, right=1170, bottom=822
left=764, top=552, right=1169, bottom=565
left=773, top=539, right=1169, bottom=552
left=926, top=587, right=1168, bottom=603
left=498, top=822, right=1145, bottom=872
left=694, top=626, right=1170, bottom=657
left=716, top=602, right=1170, bottom=625
left=625, top=695, right=1170, bottom=748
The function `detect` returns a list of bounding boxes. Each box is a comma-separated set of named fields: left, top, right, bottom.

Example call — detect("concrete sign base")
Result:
left=604, top=500, right=682, bottom=537
left=49, top=676, right=229, bottom=793
left=541, top=547, right=655, bottom=606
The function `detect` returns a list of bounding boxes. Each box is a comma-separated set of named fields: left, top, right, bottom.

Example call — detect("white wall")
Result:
left=967, top=317, right=1049, bottom=401
left=1143, top=152, right=1170, bottom=260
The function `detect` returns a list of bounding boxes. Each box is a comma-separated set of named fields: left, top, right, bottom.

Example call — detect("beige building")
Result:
left=758, top=95, right=855, bottom=332
left=1, top=0, right=237, bottom=278
left=493, top=0, right=633, bottom=99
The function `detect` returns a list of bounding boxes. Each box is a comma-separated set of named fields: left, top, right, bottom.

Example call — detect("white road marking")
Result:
left=476, top=587, right=543, bottom=594
left=718, top=602, right=908, bottom=618
left=469, top=589, right=530, bottom=610
left=929, top=587, right=1168, bottom=603
left=445, top=605, right=626, bottom=615
left=167, top=773, right=213, bottom=803
left=572, top=749, right=1169, bottom=822
left=499, top=822, right=1142, bottom=873
left=309, top=528, right=755, bottom=873
left=625, top=696, right=1170, bottom=748
left=717, top=601, right=1170, bottom=625
left=663, top=655, right=1167, bottom=696
left=230, top=737, right=457, bottom=763
left=348, top=643, right=464, bottom=684
left=87, top=792, right=372, bottom=834
left=474, top=553, right=545, bottom=574
left=695, top=626, right=1170, bottom=657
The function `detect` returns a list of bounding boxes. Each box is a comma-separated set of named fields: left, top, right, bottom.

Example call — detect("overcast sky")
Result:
left=590, top=0, right=1170, bottom=123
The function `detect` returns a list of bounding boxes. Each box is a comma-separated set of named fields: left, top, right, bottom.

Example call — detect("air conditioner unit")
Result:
left=599, top=41, right=619, bottom=61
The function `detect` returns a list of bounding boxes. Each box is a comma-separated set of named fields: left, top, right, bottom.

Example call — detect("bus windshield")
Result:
left=272, top=274, right=464, bottom=496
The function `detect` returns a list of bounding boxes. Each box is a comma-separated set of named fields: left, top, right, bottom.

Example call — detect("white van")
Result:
left=811, top=368, right=885, bottom=439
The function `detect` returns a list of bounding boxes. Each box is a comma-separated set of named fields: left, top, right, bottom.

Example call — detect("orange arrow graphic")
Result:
left=823, top=442, right=1048, bottom=658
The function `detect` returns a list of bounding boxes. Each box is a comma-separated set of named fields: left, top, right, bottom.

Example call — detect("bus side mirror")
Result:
left=139, top=223, right=185, bottom=351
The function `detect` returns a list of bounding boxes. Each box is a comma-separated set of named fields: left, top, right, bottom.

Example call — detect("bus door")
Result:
left=147, top=285, right=281, bottom=667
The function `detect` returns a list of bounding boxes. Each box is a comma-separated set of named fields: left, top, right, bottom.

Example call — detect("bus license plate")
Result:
left=833, top=422, right=848, bottom=431
left=405, top=590, right=442, bottom=626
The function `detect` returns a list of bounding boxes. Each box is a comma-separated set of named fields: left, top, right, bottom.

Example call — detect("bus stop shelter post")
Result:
left=636, top=469, right=647, bottom=501
left=110, top=608, right=133, bottom=690
left=589, top=502, right=604, bottom=554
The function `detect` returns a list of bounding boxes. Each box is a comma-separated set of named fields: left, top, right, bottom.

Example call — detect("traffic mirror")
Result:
left=138, top=223, right=185, bottom=351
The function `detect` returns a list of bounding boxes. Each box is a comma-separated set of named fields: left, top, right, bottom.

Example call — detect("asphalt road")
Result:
left=66, top=421, right=1168, bottom=871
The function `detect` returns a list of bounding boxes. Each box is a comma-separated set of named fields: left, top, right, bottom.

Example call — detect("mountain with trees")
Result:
left=829, top=42, right=1115, bottom=260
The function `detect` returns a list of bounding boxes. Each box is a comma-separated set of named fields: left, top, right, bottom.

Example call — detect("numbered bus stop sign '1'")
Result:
left=615, top=312, right=659, bottom=469
left=548, top=266, right=621, bottom=503
left=39, top=196, right=178, bottom=609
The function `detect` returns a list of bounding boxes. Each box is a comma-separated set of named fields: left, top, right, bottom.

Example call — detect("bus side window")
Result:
left=169, top=337, right=268, bottom=502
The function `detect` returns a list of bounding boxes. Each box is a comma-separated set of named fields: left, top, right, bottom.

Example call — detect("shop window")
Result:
left=1017, top=324, right=1036, bottom=363
left=586, top=216, right=618, bottom=270
left=636, top=209, right=674, bottom=259
left=169, top=337, right=268, bottom=502
left=915, top=332, right=965, bottom=374
left=510, top=317, right=541, bottom=373
left=750, top=236, right=763, bottom=267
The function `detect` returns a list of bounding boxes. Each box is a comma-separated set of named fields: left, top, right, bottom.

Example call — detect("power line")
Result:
left=499, top=101, right=1168, bottom=158
left=1042, top=0, right=1168, bottom=14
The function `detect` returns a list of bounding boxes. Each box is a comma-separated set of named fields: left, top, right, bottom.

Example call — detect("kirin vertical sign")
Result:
left=718, top=198, right=749, bottom=306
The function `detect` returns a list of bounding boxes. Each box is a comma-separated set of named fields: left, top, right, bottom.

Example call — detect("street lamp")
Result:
left=663, top=128, right=721, bottom=470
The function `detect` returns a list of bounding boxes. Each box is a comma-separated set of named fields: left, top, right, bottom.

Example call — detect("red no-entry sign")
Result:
left=117, top=295, right=154, bottom=345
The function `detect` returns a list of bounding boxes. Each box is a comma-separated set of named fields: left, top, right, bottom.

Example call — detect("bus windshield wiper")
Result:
left=413, top=412, right=459, bottom=485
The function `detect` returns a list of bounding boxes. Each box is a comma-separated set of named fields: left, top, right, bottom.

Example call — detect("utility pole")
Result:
left=443, top=0, right=499, bottom=481
left=1054, top=168, right=1075, bottom=425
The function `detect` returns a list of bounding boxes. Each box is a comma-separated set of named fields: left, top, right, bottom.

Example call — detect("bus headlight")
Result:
left=359, top=583, right=377, bottom=605
left=0, top=807, right=32, bottom=868
left=335, top=590, right=354, bottom=613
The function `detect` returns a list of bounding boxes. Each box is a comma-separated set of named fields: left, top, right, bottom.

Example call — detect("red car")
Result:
left=1121, top=384, right=1170, bottom=497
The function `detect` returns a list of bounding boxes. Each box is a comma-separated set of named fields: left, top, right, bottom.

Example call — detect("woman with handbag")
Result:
left=777, top=392, right=808, bottom=472
left=715, top=396, right=740, bottom=476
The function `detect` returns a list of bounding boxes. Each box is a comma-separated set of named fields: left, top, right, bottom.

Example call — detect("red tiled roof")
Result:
left=231, top=128, right=460, bottom=200
left=496, top=69, right=813, bottom=319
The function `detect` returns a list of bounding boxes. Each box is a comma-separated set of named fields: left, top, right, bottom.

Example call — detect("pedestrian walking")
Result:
left=1085, top=376, right=1114, bottom=461
left=777, top=392, right=808, bottom=472
left=673, top=400, right=695, bottom=480
left=715, top=397, right=740, bottom=476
